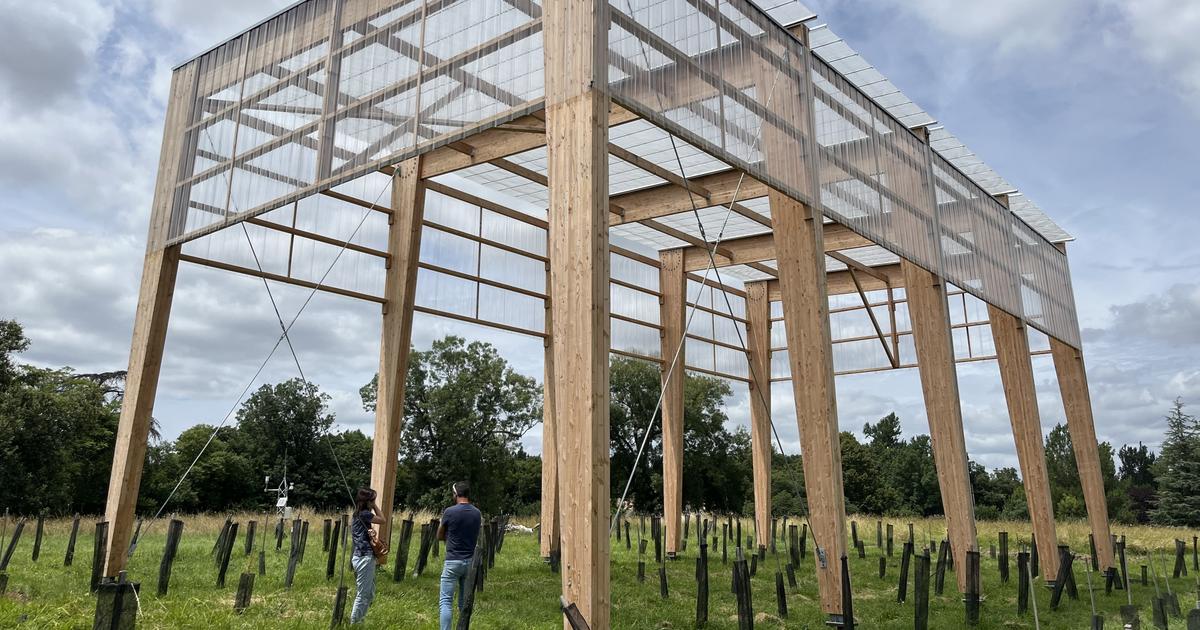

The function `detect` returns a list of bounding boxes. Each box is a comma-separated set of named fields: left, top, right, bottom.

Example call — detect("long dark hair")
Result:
left=356, top=488, right=376, bottom=513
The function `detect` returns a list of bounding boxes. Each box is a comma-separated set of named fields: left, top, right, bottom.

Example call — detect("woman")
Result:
left=350, top=487, right=385, bottom=625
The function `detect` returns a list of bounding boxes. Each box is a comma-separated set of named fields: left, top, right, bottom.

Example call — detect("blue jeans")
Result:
left=350, top=554, right=376, bottom=624
left=439, top=559, right=471, bottom=630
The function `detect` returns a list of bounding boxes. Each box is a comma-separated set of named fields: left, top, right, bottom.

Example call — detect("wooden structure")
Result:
left=106, top=0, right=1113, bottom=625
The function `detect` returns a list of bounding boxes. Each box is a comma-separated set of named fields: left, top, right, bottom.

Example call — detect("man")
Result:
left=437, top=481, right=482, bottom=630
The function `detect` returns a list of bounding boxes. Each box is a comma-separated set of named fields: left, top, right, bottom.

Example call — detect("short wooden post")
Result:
left=244, top=520, right=256, bottom=556
left=157, top=518, right=184, bottom=596
left=31, top=515, right=44, bottom=562
left=91, top=521, right=109, bottom=593
left=217, top=522, right=238, bottom=588
left=0, top=518, right=24, bottom=571
left=914, top=549, right=931, bottom=630
left=234, top=572, right=255, bottom=614
left=65, top=515, right=81, bottom=566
left=326, top=517, right=341, bottom=580
left=94, top=572, right=140, bottom=630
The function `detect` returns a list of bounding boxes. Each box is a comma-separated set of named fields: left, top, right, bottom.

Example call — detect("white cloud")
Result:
left=1109, top=0, right=1200, bottom=108
left=0, top=0, right=115, bottom=108
left=865, top=0, right=1091, bottom=54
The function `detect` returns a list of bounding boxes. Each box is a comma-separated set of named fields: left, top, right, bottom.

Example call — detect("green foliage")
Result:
left=0, top=363, right=121, bottom=514
left=1117, top=441, right=1157, bottom=523
left=1149, top=399, right=1200, bottom=526
left=1042, top=423, right=1127, bottom=522
left=607, top=356, right=753, bottom=515
left=362, top=336, right=542, bottom=516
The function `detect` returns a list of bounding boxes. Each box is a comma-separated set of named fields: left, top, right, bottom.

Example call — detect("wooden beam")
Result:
left=989, top=304, right=1060, bottom=580
left=418, top=104, right=638, bottom=179
left=545, top=0, right=610, bottom=622
left=659, top=249, right=686, bottom=557
left=179, top=254, right=383, bottom=303
left=847, top=266, right=897, bottom=369
left=369, top=158, right=426, bottom=556
left=103, top=246, right=180, bottom=577
left=610, top=169, right=770, bottom=225
left=745, top=281, right=773, bottom=550
left=765, top=263, right=904, bottom=300
left=1050, top=337, right=1116, bottom=571
left=902, top=259, right=977, bottom=593
left=680, top=226, right=872, bottom=272
left=540, top=282, right=560, bottom=558
left=771, top=191, right=847, bottom=614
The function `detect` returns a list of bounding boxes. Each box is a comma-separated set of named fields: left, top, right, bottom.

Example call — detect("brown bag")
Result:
left=369, top=527, right=388, bottom=561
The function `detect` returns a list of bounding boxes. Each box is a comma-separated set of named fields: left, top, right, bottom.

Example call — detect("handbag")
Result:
left=369, top=527, right=389, bottom=560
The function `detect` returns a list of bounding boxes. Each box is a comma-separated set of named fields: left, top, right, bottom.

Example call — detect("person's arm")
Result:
left=437, top=512, right=448, bottom=541
left=370, top=500, right=385, bottom=525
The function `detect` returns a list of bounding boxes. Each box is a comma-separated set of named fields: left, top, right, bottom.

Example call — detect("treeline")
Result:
left=2, top=318, right=1198, bottom=527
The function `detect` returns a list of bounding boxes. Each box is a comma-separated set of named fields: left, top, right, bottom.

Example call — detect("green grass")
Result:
left=0, top=513, right=1197, bottom=628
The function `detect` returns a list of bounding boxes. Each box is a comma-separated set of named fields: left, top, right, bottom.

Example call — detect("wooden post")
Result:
left=746, top=281, right=773, bottom=550
left=540, top=302, right=560, bottom=559
left=660, top=249, right=686, bottom=557
left=1050, top=336, right=1116, bottom=572
left=903, top=259, right=978, bottom=593
left=771, top=190, right=847, bottom=614
left=103, top=242, right=179, bottom=580
left=369, top=155, right=425, bottom=555
left=101, top=63, right=200, bottom=579
left=544, top=0, right=610, bottom=623
left=989, top=305, right=1060, bottom=579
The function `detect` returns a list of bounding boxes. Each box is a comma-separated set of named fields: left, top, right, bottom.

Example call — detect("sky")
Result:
left=1, top=0, right=1198, bottom=473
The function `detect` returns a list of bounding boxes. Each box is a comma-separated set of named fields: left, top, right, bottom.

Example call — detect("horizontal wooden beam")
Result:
left=179, top=254, right=385, bottom=304
left=680, top=224, right=872, bottom=272
left=766, top=263, right=904, bottom=300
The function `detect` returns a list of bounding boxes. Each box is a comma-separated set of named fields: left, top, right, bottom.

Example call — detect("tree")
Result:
left=1117, top=442, right=1157, bottom=523
left=607, top=356, right=753, bottom=515
left=361, top=336, right=541, bottom=515
left=0, top=319, right=30, bottom=389
left=1149, top=399, right=1200, bottom=526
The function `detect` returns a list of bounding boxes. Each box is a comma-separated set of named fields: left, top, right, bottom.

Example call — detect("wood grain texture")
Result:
left=903, top=259, right=977, bottom=593
left=771, top=192, right=846, bottom=614
left=545, top=0, right=610, bottom=620
left=659, top=250, right=686, bottom=556
left=989, top=305, right=1060, bottom=579
left=103, top=246, right=180, bottom=577
left=103, top=62, right=198, bottom=576
left=745, top=282, right=773, bottom=549
left=540, top=293, right=560, bottom=558
left=1050, top=337, right=1116, bottom=571
left=369, top=157, right=426, bottom=558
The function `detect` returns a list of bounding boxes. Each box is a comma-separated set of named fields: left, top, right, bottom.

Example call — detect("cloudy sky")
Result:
left=1, top=0, right=1197, bottom=473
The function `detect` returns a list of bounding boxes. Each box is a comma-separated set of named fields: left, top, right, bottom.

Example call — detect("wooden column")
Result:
left=989, top=305, right=1060, bottom=579
left=746, top=281, right=773, bottom=549
left=771, top=192, right=847, bottom=615
left=540, top=305, right=560, bottom=558
left=659, top=249, right=686, bottom=557
left=545, top=0, right=610, bottom=625
left=103, top=245, right=180, bottom=576
left=369, top=156, right=425, bottom=552
left=103, top=63, right=197, bottom=577
left=1050, top=337, right=1116, bottom=571
left=903, top=259, right=977, bottom=592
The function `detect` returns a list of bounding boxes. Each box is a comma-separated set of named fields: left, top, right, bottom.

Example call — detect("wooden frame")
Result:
left=106, top=2, right=1122, bottom=623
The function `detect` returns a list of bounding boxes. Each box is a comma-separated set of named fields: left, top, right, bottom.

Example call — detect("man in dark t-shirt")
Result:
left=437, top=481, right=482, bottom=630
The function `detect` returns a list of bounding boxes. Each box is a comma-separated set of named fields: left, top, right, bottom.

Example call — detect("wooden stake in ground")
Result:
left=90, top=521, right=109, bottom=593
left=897, top=540, right=912, bottom=603
left=393, top=518, right=413, bottom=582
left=31, top=515, right=44, bottom=562
left=234, top=572, right=255, bottom=614
left=157, top=518, right=184, bottom=596
left=964, top=550, right=981, bottom=626
left=216, top=522, right=239, bottom=588
left=326, top=518, right=341, bottom=580
left=245, top=520, right=256, bottom=556
left=1017, top=551, right=1030, bottom=616
left=65, top=515, right=81, bottom=566
left=0, top=518, right=25, bottom=572
left=999, top=531, right=1009, bottom=583
left=94, top=571, right=140, bottom=630
left=914, top=549, right=931, bottom=630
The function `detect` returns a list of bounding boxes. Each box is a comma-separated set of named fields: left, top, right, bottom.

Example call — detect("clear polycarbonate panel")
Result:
left=163, top=0, right=545, bottom=248
left=608, top=0, right=815, bottom=204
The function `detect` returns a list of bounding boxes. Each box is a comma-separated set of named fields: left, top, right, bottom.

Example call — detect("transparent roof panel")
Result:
left=750, top=2, right=1072, bottom=243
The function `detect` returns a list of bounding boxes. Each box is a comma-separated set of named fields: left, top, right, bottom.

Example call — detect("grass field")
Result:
left=1, top=513, right=1197, bottom=629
